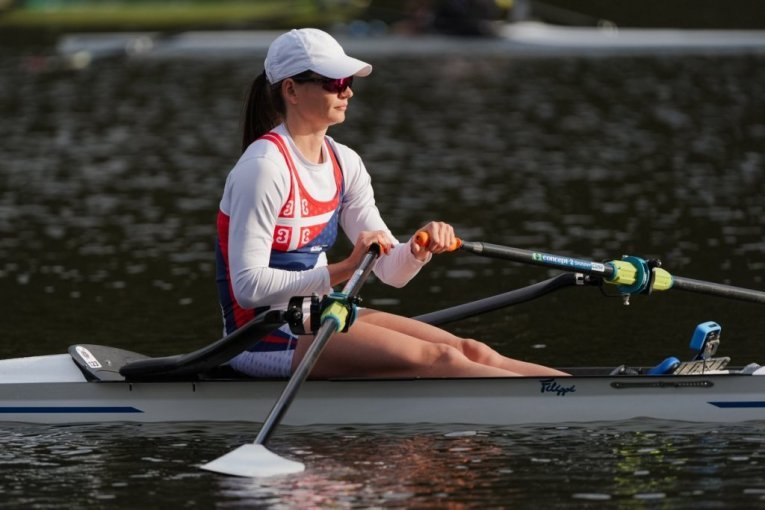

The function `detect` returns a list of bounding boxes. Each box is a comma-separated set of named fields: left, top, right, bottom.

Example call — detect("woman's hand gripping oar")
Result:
left=200, top=245, right=381, bottom=477
left=413, top=231, right=462, bottom=253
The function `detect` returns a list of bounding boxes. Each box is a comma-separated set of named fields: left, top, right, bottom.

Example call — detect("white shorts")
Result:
left=228, top=323, right=298, bottom=378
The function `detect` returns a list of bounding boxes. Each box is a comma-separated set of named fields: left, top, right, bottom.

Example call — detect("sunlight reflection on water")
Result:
left=3, top=421, right=764, bottom=508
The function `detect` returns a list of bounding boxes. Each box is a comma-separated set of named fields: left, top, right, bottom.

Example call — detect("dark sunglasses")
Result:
left=292, top=75, right=354, bottom=94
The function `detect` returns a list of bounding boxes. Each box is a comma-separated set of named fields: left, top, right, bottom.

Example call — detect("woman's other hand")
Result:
left=329, top=230, right=392, bottom=285
left=352, top=230, right=393, bottom=259
left=410, top=221, right=456, bottom=261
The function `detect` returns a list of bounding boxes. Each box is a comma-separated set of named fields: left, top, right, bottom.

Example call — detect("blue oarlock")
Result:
left=690, top=321, right=721, bottom=360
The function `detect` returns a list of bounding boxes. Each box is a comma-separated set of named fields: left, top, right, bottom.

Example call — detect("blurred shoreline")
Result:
left=3, top=0, right=764, bottom=37
left=0, top=0, right=365, bottom=31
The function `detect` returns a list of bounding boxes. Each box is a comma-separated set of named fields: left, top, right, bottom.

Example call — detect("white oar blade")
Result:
left=200, top=444, right=305, bottom=477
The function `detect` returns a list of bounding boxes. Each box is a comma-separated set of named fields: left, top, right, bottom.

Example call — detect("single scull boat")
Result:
left=0, top=322, right=763, bottom=426
left=5, top=240, right=765, bottom=477
left=1, top=270, right=763, bottom=426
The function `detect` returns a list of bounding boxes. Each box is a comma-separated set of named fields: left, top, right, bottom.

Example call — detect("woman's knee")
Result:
left=460, top=338, right=498, bottom=363
left=428, top=343, right=468, bottom=368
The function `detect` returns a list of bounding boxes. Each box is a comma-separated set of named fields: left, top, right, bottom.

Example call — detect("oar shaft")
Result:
left=254, top=319, right=332, bottom=445
left=672, top=276, right=765, bottom=304
left=462, top=241, right=617, bottom=279
left=255, top=247, right=380, bottom=445
left=415, top=233, right=615, bottom=278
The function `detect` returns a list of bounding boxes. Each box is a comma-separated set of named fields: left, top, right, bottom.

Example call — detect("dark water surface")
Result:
left=1, top=421, right=765, bottom=509
left=1, top=37, right=765, bottom=507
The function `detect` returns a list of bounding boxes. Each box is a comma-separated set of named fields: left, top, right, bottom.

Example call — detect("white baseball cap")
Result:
left=264, top=28, right=372, bottom=84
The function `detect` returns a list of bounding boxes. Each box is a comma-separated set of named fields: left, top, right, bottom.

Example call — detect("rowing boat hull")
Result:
left=0, top=355, right=763, bottom=425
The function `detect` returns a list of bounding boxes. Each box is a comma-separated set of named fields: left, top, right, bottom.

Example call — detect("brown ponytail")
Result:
left=241, top=71, right=285, bottom=153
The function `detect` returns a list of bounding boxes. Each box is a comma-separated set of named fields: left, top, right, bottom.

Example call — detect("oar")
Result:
left=415, top=232, right=765, bottom=304
left=200, top=244, right=381, bottom=477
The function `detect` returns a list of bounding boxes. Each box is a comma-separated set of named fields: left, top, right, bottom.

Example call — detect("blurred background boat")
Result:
left=2, top=0, right=757, bottom=64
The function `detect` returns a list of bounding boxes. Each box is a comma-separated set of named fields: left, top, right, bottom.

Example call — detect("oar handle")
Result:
left=414, top=231, right=462, bottom=252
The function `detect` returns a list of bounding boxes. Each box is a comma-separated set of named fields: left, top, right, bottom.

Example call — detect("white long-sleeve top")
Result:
left=218, top=124, right=429, bottom=311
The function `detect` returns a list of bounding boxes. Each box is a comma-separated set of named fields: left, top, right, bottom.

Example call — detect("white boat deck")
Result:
left=1, top=351, right=764, bottom=425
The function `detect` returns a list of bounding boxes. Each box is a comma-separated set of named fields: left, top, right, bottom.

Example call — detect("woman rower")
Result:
left=215, top=28, right=567, bottom=379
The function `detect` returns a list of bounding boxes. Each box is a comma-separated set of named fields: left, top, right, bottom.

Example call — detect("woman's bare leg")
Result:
left=293, top=309, right=568, bottom=378
left=358, top=310, right=568, bottom=376
left=293, top=319, right=522, bottom=378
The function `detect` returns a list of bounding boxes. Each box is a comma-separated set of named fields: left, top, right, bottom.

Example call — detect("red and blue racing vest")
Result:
left=216, top=132, right=344, bottom=336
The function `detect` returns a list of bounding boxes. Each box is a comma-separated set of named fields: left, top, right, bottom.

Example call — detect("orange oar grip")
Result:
left=414, top=231, right=462, bottom=252
left=414, top=231, right=429, bottom=247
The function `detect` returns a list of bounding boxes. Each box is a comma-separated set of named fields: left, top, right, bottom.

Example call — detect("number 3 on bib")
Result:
left=275, top=227, right=290, bottom=246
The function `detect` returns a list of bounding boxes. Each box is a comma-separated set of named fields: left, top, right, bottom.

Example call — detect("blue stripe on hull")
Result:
left=709, top=401, right=765, bottom=408
left=0, top=407, right=143, bottom=413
